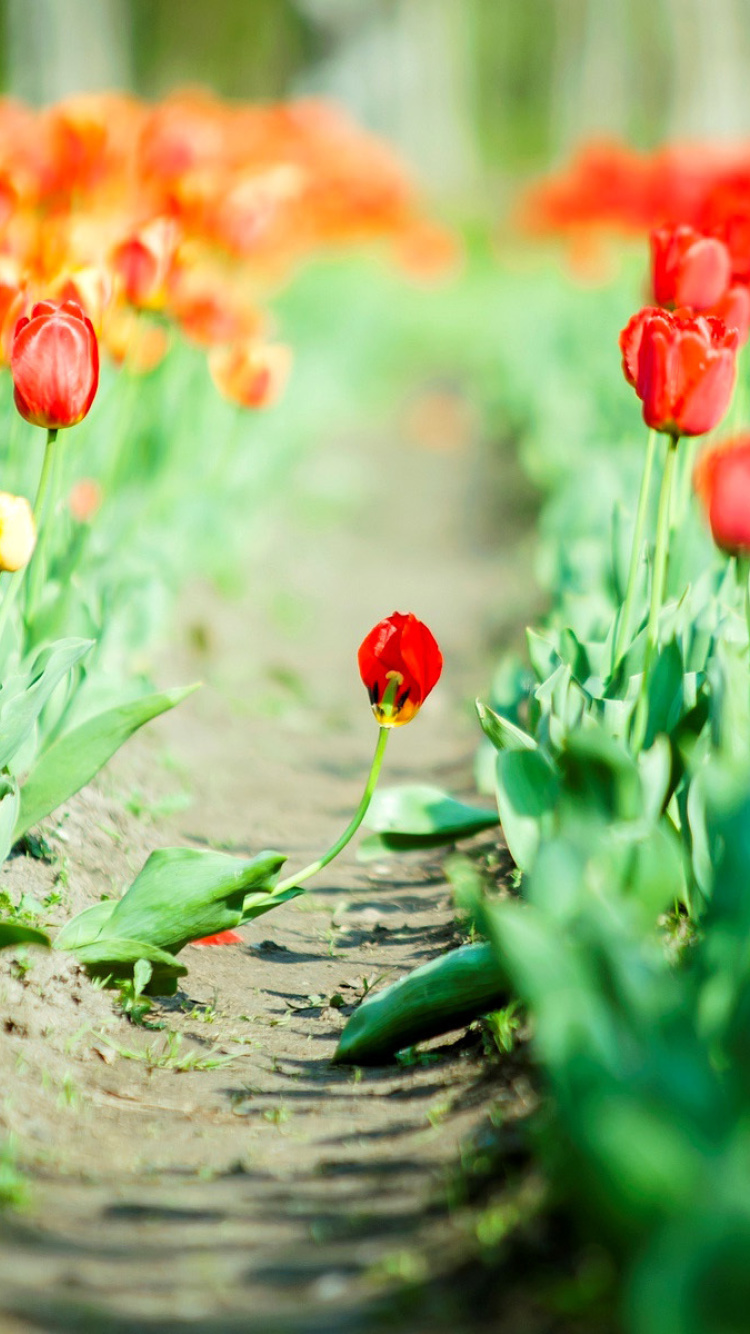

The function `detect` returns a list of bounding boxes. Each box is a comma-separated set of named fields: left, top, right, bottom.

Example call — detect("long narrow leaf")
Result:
left=14, top=684, right=199, bottom=840
left=0, top=638, right=92, bottom=772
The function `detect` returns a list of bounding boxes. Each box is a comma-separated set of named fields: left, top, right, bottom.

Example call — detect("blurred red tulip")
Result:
left=694, top=435, right=750, bottom=555
left=358, top=612, right=442, bottom=727
left=650, top=225, right=731, bottom=311
left=69, top=477, right=102, bottom=523
left=11, top=298, right=99, bottom=429
left=110, top=217, right=178, bottom=310
left=620, top=306, right=738, bottom=437
left=192, top=930, right=243, bottom=947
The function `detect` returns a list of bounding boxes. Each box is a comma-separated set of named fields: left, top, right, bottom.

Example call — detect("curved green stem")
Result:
left=275, top=726, right=390, bottom=894
left=614, top=427, right=657, bottom=667
left=0, top=428, right=58, bottom=652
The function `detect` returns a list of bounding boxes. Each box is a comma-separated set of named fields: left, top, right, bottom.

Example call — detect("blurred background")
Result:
left=3, top=0, right=750, bottom=210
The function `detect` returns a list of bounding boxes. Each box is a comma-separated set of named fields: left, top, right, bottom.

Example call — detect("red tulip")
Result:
left=110, top=217, right=178, bottom=310
left=713, top=282, right=750, bottom=345
left=619, top=306, right=738, bottom=437
left=192, top=929, right=243, bottom=947
left=650, top=225, right=731, bottom=311
left=11, top=299, right=99, bottom=430
left=358, top=612, right=442, bottom=727
left=694, top=435, right=750, bottom=555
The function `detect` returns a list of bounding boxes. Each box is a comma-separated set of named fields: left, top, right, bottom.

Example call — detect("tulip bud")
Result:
left=0, top=493, right=36, bottom=572
left=358, top=612, right=442, bottom=727
left=11, top=298, right=99, bottom=430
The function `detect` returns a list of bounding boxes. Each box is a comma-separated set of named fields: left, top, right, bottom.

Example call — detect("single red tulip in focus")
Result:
left=11, top=299, right=99, bottom=429
left=619, top=306, right=738, bottom=437
left=358, top=612, right=442, bottom=727
left=651, top=225, right=732, bottom=311
left=694, top=435, right=750, bottom=555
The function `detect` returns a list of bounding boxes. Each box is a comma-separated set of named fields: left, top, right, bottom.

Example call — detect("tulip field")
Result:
left=2, top=88, right=750, bottom=1332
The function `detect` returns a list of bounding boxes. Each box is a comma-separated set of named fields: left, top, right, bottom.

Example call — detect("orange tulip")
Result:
left=208, top=341, right=291, bottom=409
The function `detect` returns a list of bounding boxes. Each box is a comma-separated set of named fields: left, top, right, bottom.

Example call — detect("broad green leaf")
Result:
left=14, top=684, right=199, bottom=840
left=560, top=728, right=642, bottom=822
left=333, top=942, right=505, bottom=1065
left=101, top=846, right=286, bottom=954
left=71, top=936, right=187, bottom=992
left=54, top=900, right=116, bottom=952
left=476, top=699, right=536, bottom=752
left=495, top=749, right=558, bottom=872
left=0, top=921, right=50, bottom=949
left=644, top=640, right=684, bottom=749
left=0, top=638, right=92, bottom=772
left=638, top=736, right=673, bottom=822
left=359, top=784, right=498, bottom=860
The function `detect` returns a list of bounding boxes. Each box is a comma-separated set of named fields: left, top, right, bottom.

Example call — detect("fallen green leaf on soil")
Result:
left=333, top=941, right=506, bottom=1065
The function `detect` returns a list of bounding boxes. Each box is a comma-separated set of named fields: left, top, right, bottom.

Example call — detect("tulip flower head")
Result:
left=11, top=298, right=99, bottom=430
left=0, top=492, right=36, bottom=572
left=620, top=306, right=738, bottom=437
left=69, top=477, right=102, bottom=523
left=358, top=612, right=442, bottom=727
left=208, top=340, right=291, bottom=409
left=651, top=225, right=732, bottom=311
left=694, top=435, right=750, bottom=555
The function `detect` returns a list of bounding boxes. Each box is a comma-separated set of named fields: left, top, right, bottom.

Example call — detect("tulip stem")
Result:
left=614, top=427, right=657, bottom=668
left=275, top=726, right=390, bottom=894
left=632, top=434, right=679, bottom=751
left=0, top=428, right=58, bottom=652
left=26, top=430, right=63, bottom=616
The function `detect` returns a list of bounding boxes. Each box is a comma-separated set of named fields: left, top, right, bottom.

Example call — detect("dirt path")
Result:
left=0, top=415, right=546, bottom=1332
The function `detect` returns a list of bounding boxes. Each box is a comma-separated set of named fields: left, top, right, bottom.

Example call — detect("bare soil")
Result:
left=0, top=417, right=583, bottom=1332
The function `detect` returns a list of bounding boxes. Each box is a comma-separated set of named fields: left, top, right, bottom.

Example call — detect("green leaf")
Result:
left=358, top=784, right=498, bottom=860
left=133, top=958, right=153, bottom=996
left=527, top=628, right=559, bottom=681
left=54, top=900, right=116, bottom=952
left=476, top=699, right=536, bottom=751
left=0, top=921, right=50, bottom=950
left=644, top=640, right=684, bottom=748
left=559, top=728, right=642, bottom=822
left=495, top=749, right=558, bottom=872
left=101, top=846, right=286, bottom=954
left=0, top=778, right=19, bottom=866
left=71, top=936, right=188, bottom=992
left=0, top=638, right=92, bottom=772
left=14, top=684, right=199, bottom=841
left=333, top=943, right=505, bottom=1065
left=638, top=736, right=673, bottom=822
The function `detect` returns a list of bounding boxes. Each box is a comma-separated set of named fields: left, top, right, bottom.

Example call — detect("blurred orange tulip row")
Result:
left=0, top=88, right=454, bottom=406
